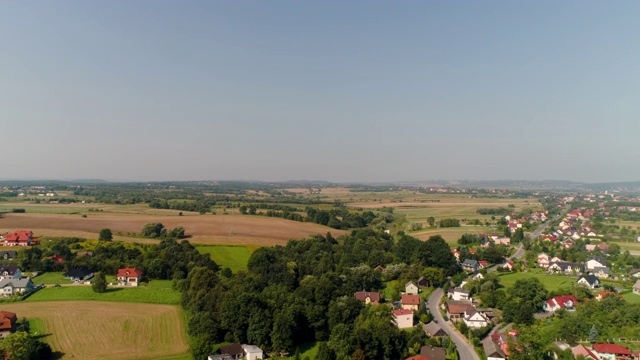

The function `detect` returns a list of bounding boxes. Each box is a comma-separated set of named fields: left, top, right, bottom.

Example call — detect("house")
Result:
left=537, top=253, right=550, bottom=268
left=502, top=261, right=514, bottom=271
left=0, top=311, right=17, bottom=338
left=548, top=261, right=583, bottom=275
left=592, top=266, right=610, bottom=279
left=446, top=300, right=474, bottom=321
left=451, top=249, right=461, bottom=262
left=422, top=321, right=446, bottom=337
left=595, top=291, right=620, bottom=301
left=401, top=294, right=420, bottom=311
left=0, top=266, right=22, bottom=280
left=64, top=268, right=94, bottom=282
left=405, top=281, right=419, bottom=295
left=218, top=343, right=244, bottom=359
left=0, top=278, right=35, bottom=297
left=241, top=345, right=263, bottom=360
left=51, top=255, right=64, bottom=263
left=541, top=235, right=557, bottom=242
left=463, top=308, right=490, bottom=328
left=3, top=230, right=33, bottom=246
left=461, top=259, right=479, bottom=272
left=494, top=237, right=510, bottom=245
left=633, top=280, right=640, bottom=295
left=550, top=256, right=563, bottom=263
left=0, top=251, right=17, bottom=261
left=478, top=261, right=489, bottom=269
left=586, top=256, right=607, bottom=271
left=471, top=272, right=484, bottom=281
left=592, top=343, right=634, bottom=360
left=419, top=346, right=446, bottom=360
left=571, top=344, right=598, bottom=359
left=405, top=356, right=429, bottom=360
left=628, top=269, right=640, bottom=279
left=76, top=251, right=94, bottom=257
left=577, top=275, right=599, bottom=289
left=417, top=276, right=429, bottom=288
left=116, top=267, right=143, bottom=287
left=354, top=291, right=381, bottom=305
left=447, top=287, right=469, bottom=301
left=392, top=309, right=413, bottom=329
left=544, top=295, right=578, bottom=312
left=483, top=337, right=506, bottom=360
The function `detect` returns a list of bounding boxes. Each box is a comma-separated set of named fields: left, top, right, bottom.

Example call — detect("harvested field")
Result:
left=1, top=301, right=189, bottom=360
left=0, top=213, right=345, bottom=246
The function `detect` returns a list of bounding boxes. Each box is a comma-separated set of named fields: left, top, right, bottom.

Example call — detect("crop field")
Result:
left=0, top=212, right=346, bottom=246
left=2, top=301, right=189, bottom=360
left=497, top=270, right=576, bottom=292
left=195, top=245, right=255, bottom=272
left=26, top=280, right=181, bottom=305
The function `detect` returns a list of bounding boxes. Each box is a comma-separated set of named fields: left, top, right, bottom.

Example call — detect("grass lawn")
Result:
left=25, top=280, right=180, bottom=305
left=497, top=269, right=577, bottom=292
left=622, top=291, right=640, bottom=304
left=288, top=342, right=319, bottom=359
left=196, top=245, right=254, bottom=272
left=31, top=272, right=73, bottom=285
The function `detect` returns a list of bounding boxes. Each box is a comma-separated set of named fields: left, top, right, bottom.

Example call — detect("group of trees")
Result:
left=178, top=230, right=461, bottom=359
left=0, top=321, right=52, bottom=360
left=140, top=223, right=186, bottom=239
left=438, top=218, right=460, bottom=228
left=238, top=206, right=392, bottom=230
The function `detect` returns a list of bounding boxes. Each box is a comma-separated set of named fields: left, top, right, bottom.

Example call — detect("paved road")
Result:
left=428, top=288, right=480, bottom=360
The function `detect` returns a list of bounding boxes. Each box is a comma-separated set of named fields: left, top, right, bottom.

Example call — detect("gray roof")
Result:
left=587, top=256, right=606, bottom=265
left=633, top=280, right=640, bottom=290
left=482, top=337, right=505, bottom=358
left=0, top=278, right=32, bottom=289
left=578, top=275, right=599, bottom=286
left=462, top=259, right=478, bottom=266
left=593, top=266, right=610, bottom=274
left=423, top=321, right=445, bottom=337
left=551, top=261, right=584, bottom=272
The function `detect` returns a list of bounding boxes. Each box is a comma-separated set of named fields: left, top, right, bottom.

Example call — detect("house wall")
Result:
left=395, top=314, right=413, bottom=329
left=633, top=288, right=640, bottom=295
left=401, top=304, right=418, bottom=311
left=246, top=351, right=263, bottom=360
left=406, top=284, right=419, bottom=295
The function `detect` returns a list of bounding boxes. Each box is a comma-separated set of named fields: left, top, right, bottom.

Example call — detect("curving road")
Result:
left=428, top=288, right=480, bottom=360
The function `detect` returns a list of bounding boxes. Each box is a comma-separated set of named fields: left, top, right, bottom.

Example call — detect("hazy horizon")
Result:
left=2, top=1, right=640, bottom=183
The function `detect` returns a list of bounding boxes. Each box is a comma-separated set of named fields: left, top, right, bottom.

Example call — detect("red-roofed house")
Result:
left=502, top=261, right=514, bottom=271
left=392, top=309, right=413, bottom=329
left=405, top=356, right=429, bottom=360
left=544, top=295, right=578, bottom=312
left=571, top=344, right=597, bottom=359
left=541, top=235, right=557, bottom=242
left=3, top=231, right=33, bottom=247
left=116, top=268, right=143, bottom=287
left=354, top=291, right=381, bottom=305
left=478, top=261, right=489, bottom=269
left=592, top=343, right=633, bottom=359
left=401, top=294, right=421, bottom=311
left=0, top=311, right=16, bottom=338
left=595, top=291, right=621, bottom=301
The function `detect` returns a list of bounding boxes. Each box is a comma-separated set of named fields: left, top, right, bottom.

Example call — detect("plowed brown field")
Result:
left=0, top=213, right=345, bottom=246
left=1, top=301, right=188, bottom=360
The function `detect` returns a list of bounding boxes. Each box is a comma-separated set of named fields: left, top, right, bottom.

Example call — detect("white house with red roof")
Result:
left=502, top=261, right=514, bottom=271
left=592, top=343, right=634, bottom=360
left=537, top=253, right=550, bottom=268
left=571, top=344, right=598, bottom=359
left=463, top=308, right=489, bottom=329
left=544, top=295, right=577, bottom=312
left=3, top=230, right=33, bottom=246
left=116, top=267, right=143, bottom=287
left=392, top=309, right=413, bottom=329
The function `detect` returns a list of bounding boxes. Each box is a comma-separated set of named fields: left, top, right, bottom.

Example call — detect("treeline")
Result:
left=15, top=237, right=217, bottom=280
left=438, top=218, right=460, bottom=227
left=178, top=230, right=460, bottom=359
left=476, top=207, right=511, bottom=215
left=239, top=206, right=391, bottom=230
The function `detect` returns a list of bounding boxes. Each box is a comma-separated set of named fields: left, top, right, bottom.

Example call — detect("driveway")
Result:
left=428, top=288, right=480, bottom=360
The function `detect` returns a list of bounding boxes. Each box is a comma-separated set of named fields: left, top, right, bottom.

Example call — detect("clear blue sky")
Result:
left=2, top=1, right=639, bottom=183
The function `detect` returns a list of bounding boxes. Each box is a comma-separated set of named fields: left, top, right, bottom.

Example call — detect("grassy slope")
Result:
left=196, top=245, right=255, bottom=272
left=31, top=272, right=73, bottom=285
left=497, top=269, right=577, bottom=292
left=26, top=280, right=181, bottom=305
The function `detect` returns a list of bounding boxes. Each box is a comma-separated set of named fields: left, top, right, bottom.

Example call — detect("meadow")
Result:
left=497, top=269, right=577, bottom=292
left=195, top=245, right=255, bottom=272
left=25, top=280, right=181, bottom=305
left=31, top=272, right=72, bottom=285
left=5, top=301, right=190, bottom=360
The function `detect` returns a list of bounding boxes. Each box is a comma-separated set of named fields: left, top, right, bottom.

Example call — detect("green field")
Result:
left=25, top=280, right=180, bottom=305
left=497, top=269, right=576, bottom=292
left=289, top=342, right=319, bottom=359
left=622, top=291, right=640, bottom=304
left=31, top=272, right=73, bottom=285
left=196, top=245, right=254, bottom=272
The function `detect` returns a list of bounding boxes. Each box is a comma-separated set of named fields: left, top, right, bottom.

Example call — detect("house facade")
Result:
left=633, top=280, right=640, bottom=295
left=577, top=275, right=599, bottom=289
left=392, top=309, right=413, bottom=329
left=401, top=294, right=420, bottom=311
left=461, top=259, right=479, bottom=272
left=0, top=266, right=22, bottom=280
left=116, top=267, right=143, bottom=287
left=0, top=278, right=35, bottom=297
left=463, top=309, right=489, bottom=329
left=586, top=257, right=606, bottom=271
left=241, top=345, right=263, bottom=360
left=447, top=287, right=469, bottom=301
left=354, top=291, right=381, bottom=305
left=405, top=281, right=419, bottom=295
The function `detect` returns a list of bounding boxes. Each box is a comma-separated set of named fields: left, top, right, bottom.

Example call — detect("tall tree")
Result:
left=92, top=272, right=107, bottom=293
left=99, top=228, right=113, bottom=241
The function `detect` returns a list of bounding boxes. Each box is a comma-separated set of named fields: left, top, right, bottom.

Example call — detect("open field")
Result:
left=497, top=269, right=576, bottom=292
left=195, top=245, right=254, bottom=272
left=31, top=272, right=72, bottom=285
left=0, top=212, right=346, bottom=246
left=411, top=227, right=488, bottom=245
left=622, top=291, right=640, bottom=304
left=26, top=280, right=181, bottom=305
left=2, top=301, right=189, bottom=360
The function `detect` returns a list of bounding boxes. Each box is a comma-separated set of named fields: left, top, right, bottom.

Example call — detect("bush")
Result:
left=11, top=208, right=25, bottom=213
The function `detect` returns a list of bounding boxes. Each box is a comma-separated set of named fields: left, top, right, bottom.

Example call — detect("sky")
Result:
left=1, top=1, right=640, bottom=183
